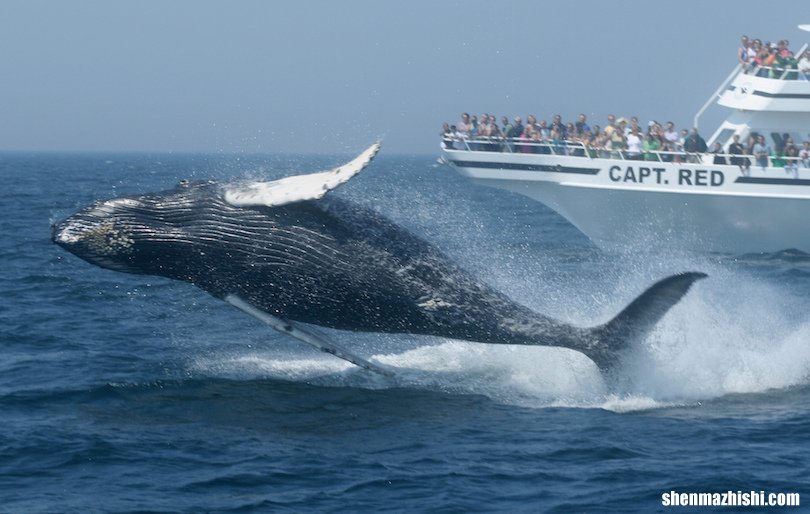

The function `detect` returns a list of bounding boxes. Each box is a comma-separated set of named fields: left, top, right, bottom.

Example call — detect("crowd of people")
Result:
left=737, top=35, right=810, bottom=78
left=441, top=112, right=710, bottom=163
left=440, top=35, right=810, bottom=175
left=441, top=112, right=810, bottom=176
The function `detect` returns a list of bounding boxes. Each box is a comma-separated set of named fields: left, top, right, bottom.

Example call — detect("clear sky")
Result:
left=0, top=0, right=806, bottom=154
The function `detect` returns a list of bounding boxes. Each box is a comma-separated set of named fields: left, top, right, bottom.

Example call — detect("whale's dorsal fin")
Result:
left=224, top=142, right=381, bottom=208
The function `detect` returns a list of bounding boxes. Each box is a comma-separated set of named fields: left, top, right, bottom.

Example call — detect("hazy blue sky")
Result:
left=1, top=1, right=806, bottom=154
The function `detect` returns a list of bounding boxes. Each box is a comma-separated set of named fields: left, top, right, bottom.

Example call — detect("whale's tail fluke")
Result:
left=582, top=272, right=708, bottom=372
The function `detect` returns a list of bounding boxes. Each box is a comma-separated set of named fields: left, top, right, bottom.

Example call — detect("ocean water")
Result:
left=1, top=152, right=809, bottom=513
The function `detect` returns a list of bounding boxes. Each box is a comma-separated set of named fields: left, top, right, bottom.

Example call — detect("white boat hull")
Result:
left=444, top=149, right=810, bottom=253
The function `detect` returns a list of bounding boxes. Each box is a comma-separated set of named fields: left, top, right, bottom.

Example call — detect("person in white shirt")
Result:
left=662, top=121, right=678, bottom=160
left=626, top=128, right=643, bottom=160
left=800, top=141, right=810, bottom=168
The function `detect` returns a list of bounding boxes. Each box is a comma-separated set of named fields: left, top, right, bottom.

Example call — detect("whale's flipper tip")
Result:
left=585, top=272, right=707, bottom=372
left=224, top=141, right=382, bottom=208
left=224, top=294, right=394, bottom=378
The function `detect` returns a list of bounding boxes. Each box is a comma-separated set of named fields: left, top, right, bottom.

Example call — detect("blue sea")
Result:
left=1, top=152, right=809, bottom=513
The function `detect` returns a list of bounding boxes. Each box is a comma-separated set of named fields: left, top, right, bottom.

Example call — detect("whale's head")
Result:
left=53, top=181, right=219, bottom=277
left=53, top=142, right=381, bottom=283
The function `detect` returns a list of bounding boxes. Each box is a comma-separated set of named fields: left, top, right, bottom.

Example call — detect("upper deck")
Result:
left=714, top=43, right=810, bottom=113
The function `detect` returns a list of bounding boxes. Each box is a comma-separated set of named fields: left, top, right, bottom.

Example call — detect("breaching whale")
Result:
left=53, top=143, right=706, bottom=376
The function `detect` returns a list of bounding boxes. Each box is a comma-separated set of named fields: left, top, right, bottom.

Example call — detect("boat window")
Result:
left=767, top=131, right=805, bottom=150
left=713, top=128, right=736, bottom=148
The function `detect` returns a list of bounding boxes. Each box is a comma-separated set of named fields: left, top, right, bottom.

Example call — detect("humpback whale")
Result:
left=53, top=143, right=706, bottom=376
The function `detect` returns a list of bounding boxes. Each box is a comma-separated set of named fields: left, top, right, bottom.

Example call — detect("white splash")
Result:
left=188, top=264, right=810, bottom=413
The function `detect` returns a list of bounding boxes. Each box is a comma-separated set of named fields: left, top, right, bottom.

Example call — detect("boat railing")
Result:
left=442, top=136, right=709, bottom=162
left=441, top=136, right=810, bottom=172
left=745, top=64, right=806, bottom=80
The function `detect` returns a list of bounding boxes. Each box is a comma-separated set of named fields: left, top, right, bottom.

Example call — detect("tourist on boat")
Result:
left=643, top=132, right=661, bottom=161
left=481, top=115, right=502, bottom=152
left=625, top=128, right=643, bottom=160
left=533, top=120, right=550, bottom=154
left=676, top=128, right=688, bottom=149
left=457, top=113, right=472, bottom=136
left=671, top=128, right=688, bottom=163
left=662, top=122, right=678, bottom=145
left=683, top=128, right=707, bottom=157
left=745, top=133, right=758, bottom=155
left=526, top=115, right=538, bottom=133
left=500, top=116, right=512, bottom=138
left=660, top=121, right=678, bottom=162
left=476, top=115, right=489, bottom=137
left=529, top=127, right=545, bottom=154
left=625, top=117, right=642, bottom=136
left=551, top=115, right=567, bottom=139
left=603, top=114, right=617, bottom=138
left=441, top=123, right=454, bottom=149
left=760, top=44, right=781, bottom=77
left=753, top=134, right=772, bottom=170
left=516, top=125, right=534, bottom=154
left=536, top=119, right=550, bottom=139
left=743, top=38, right=760, bottom=73
left=466, top=115, right=480, bottom=150
left=800, top=142, right=810, bottom=168
left=550, top=128, right=566, bottom=156
left=778, top=39, right=791, bottom=59
left=507, top=116, right=523, bottom=139
left=609, top=121, right=626, bottom=158
left=647, top=120, right=662, bottom=137
left=710, top=142, right=727, bottom=165
left=784, top=137, right=799, bottom=177
left=771, top=149, right=786, bottom=169
left=738, top=35, right=751, bottom=70
left=565, top=123, right=576, bottom=144
left=594, top=131, right=610, bottom=158
left=728, top=134, right=750, bottom=175
left=575, top=114, right=591, bottom=136
left=772, top=47, right=799, bottom=80
left=582, top=130, right=598, bottom=158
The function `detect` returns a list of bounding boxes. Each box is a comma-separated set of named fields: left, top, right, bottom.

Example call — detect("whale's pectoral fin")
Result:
left=224, top=294, right=394, bottom=377
left=584, top=272, right=708, bottom=372
left=223, top=142, right=381, bottom=207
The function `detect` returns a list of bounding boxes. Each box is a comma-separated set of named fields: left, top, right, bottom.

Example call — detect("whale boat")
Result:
left=441, top=30, right=810, bottom=254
